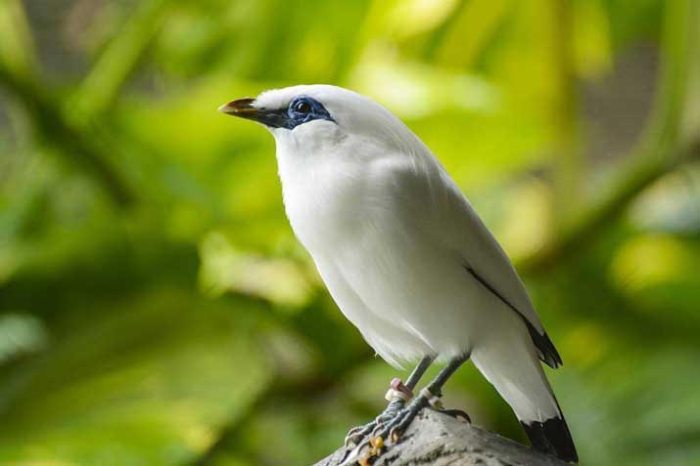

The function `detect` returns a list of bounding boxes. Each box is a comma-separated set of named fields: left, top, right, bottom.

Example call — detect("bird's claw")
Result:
left=346, top=425, right=365, bottom=438
left=344, top=399, right=405, bottom=447
left=344, top=411, right=397, bottom=447
left=362, top=397, right=427, bottom=452
left=348, top=435, right=383, bottom=466
left=344, top=422, right=376, bottom=447
left=389, top=425, right=404, bottom=443
left=440, top=408, right=472, bottom=423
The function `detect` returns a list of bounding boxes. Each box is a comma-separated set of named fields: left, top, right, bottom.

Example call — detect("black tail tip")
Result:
left=522, top=417, right=578, bottom=463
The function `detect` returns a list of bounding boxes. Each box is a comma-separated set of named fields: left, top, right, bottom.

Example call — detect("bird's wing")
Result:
left=426, top=167, right=562, bottom=368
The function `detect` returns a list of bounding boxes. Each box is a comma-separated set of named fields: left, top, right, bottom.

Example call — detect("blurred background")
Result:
left=0, top=0, right=699, bottom=465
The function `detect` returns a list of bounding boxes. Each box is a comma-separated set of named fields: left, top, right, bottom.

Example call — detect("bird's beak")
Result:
left=218, top=97, right=290, bottom=129
left=218, top=98, right=259, bottom=119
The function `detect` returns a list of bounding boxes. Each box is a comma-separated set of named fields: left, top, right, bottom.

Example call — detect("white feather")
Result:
left=260, top=84, right=559, bottom=422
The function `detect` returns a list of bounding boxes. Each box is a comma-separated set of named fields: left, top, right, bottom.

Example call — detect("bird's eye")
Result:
left=283, top=96, right=334, bottom=127
left=293, top=100, right=312, bottom=114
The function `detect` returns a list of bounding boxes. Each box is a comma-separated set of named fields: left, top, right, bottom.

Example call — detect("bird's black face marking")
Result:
left=220, top=95, right=334, bottom=129
left=283, top=96, right=334, bottom=129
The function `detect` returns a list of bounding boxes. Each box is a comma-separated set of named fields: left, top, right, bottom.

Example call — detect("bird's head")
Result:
left=219, top=85, right=417, bottom=158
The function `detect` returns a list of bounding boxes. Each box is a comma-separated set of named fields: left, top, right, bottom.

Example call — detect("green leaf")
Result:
left=0, top=291, right=271, bottom=466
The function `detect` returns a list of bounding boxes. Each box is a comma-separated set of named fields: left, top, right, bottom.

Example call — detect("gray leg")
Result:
left=344, top=355, right=434, bottom=446
left=372, top=353, right=470, bottom=444
left=405, top=355, right=434, bottom=388
left=424, top=352, right=469, bottom=395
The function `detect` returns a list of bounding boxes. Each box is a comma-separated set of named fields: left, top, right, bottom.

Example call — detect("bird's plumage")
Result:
left=260, top=85, right=551, bottom=362
left=223, top=84, right=577, bottom=462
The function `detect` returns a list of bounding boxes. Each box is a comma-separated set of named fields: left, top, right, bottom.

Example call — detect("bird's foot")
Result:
left=345, top=397, right=428, bottom=465
left=346, top=390, right=472, bottom=465
left=345, top=377, right=414, bottom=447
left=357, top=388, right=473, bottom=458
left=368, top=388, right=431, bottom=446
left=345, top=377, right=415, bottom=448
left=344, top=401, right=402, bottom=447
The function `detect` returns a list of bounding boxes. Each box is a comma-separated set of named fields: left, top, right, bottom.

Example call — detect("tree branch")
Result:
left=314, top=410, right=565, bottom=466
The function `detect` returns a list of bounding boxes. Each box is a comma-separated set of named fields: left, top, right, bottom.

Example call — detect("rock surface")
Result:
left=313, top=410, right=567, bottom=466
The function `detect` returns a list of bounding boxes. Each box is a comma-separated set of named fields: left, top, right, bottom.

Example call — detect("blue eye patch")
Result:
left=284, top=96, right=335, bottom=129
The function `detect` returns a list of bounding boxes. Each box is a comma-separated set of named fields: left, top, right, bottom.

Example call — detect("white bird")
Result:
left=220, top=84, right=578, bottom=463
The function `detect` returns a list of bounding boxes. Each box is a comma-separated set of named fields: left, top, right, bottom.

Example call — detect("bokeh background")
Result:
left=1, top=0, right=699, bottom=465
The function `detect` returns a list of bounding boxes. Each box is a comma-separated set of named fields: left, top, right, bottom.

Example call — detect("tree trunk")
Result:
left=313, top=410, right=567, bottom=466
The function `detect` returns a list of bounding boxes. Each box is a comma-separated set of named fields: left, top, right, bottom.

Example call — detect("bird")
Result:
left=219, top=84, right=578, bottom=463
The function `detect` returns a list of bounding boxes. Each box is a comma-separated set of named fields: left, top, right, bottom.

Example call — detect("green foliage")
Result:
left=0, top=291, right=271, bottom=466
left=0, top=0, right=698, bottom=465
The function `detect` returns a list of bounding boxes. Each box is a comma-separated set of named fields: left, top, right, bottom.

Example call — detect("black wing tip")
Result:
left=464, top=266, right=564, bottom=368
left=522, top=417, right=579, bottom=463
left=527, top=326, right=563, bottom=368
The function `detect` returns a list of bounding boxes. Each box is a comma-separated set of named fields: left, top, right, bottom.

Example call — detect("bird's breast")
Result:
left=278, top=158, right=370, bottom=254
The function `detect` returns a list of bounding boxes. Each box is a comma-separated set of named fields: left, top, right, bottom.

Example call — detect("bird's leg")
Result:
left=371, top=353, right=470, bottom=446
left=344, top=356, right=433, bottom=447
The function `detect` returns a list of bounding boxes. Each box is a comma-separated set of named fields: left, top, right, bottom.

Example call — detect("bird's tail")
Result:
left=520, top=411, right=578, bottom=463
left=471, top=339, right=578, bottom=463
